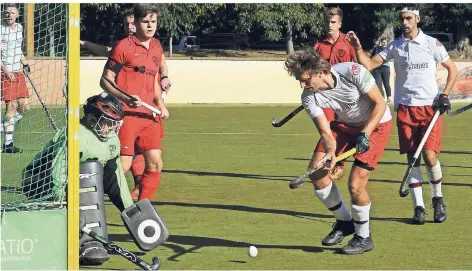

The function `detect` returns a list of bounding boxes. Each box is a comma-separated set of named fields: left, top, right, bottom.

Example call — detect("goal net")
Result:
left=1, top=3, right=68, bottom=211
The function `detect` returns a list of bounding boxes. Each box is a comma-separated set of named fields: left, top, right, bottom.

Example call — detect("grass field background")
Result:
left=2, top=104, right=472, bottom=269
left=1, top=107, right=66, bottom=207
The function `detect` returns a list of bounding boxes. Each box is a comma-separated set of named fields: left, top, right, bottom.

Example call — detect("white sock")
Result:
left=426, top=160, right=443, bottom=198
left=351, top=203, right=371, bottom=238
left=4, top=117, right=15, bottom=145
left=314, top=180, right=352, bottom=221
left=14, top=111, right=22, bottom=123
left=408, top=167, right=425, bottom=208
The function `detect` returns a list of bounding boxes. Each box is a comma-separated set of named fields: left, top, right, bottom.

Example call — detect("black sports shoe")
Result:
left=432, top=197, right=447, bottom=223
left=412, top=206, right=425, bottom=225
left=340, top=234, right=374, bottom=255
left=2, top=143, right=23, bottom=153
left=79, top=241, right=110, bottom=266
left=321, top=220, right=355, bottom=246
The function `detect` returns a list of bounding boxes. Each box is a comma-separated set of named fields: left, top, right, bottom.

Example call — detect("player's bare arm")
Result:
left=313, top=114, right=337, bottom=170
left=346, top=31, right=384, bottom=71
left=100, top=68, right=140, bottom=108
left=159, top=54, right=172, bottom=91
left=1, top=62, right=15, bottom=81
left=440, top=59, right=458, bottom=96
left=80, top=40, right=112, bottom=57
left=153, top=73, right=169, bottom=119
left=361, top=85, right=386, bottom=136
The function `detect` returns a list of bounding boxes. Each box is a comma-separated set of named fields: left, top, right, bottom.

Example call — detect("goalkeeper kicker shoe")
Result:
left=321, top=220, right=355, bottom=246
left=79, top=241, right=110, bottom=266
left=340, top=234, right=374, bottom=255
left=432, top=197, right=447, bottom=223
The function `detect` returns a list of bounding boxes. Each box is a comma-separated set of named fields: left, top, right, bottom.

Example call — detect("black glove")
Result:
left=355, top=132, right=370, bottom=154
left=23, top=64, right=30, bottom=74
left=433, top=94, right=451, bottom=115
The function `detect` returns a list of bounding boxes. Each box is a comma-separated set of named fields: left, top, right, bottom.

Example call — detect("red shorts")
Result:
left=1, top=72, right=30, bottom=102
left=322, top=108, right=336, bottom=122
left=315, top=120, right=392, bottom=170
left=119, top=112, right=164, bottom=156
left=396, top=104, right=442, bottom=154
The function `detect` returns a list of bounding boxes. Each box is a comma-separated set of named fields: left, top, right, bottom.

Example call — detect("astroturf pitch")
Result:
left=2, top=104, right=472, bottom=269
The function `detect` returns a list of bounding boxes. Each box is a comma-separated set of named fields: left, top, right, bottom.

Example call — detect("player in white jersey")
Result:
left=285, top=48, right=392, bottom=255
left=1, top=4, right=31, bottom=153
left=346, top=7, right=457, bottom=225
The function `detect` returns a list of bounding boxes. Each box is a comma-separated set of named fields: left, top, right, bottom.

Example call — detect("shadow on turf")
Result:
left=162, top=169, right=293, bottom=181
left=107, top=233, right=336, bottom=262
left=285, top=158, right=472, bottom=170
left=105, top=200, right=415, bottom=226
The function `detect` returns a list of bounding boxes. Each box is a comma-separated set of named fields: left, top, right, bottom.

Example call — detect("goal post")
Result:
left=67, top=3, right=80, bottom=270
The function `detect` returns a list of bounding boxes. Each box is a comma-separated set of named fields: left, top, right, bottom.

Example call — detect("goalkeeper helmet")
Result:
left=84, top=92, right=124, bottom=140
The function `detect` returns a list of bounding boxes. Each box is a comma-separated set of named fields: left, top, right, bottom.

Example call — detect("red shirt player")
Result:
left=313, top=7, right=357, bottom=180
left=100, top=4, right=169, bottom=201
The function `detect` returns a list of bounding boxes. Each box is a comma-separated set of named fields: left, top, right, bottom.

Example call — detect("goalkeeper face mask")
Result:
left=93, top=115, right=123, bottom=140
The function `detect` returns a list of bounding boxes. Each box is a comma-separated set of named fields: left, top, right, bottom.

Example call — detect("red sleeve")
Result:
left=109, top=39, right=128, bottom=65
left=314, top=42, right=320, bottom=52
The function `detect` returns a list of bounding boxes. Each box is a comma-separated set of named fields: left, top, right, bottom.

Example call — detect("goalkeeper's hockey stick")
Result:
left=23, top=70, right=58, bottom=131
left=271, top=105, right=304, bottom=128
left=289, top=147, right=357, bottom=189
left=82, top=227, right=161, bottom=270
left=102, top=75, right=162, bottom=115
left=398, top=110, right=440, bottom=197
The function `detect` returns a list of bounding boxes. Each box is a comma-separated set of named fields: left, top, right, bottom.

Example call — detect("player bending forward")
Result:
left=285, top=48, right=392, bottom=254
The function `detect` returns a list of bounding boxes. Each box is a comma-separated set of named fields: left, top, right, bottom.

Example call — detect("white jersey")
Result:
left=1, top=23, right=24, bottom=72
left=302, top=62, right=392, bottom=127
left=379, top=29, right=450, bottom=106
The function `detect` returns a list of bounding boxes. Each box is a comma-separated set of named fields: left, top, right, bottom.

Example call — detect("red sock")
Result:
left=138, top=170, right=161, bottom=201
left=131, top=155, right=145, bottom=179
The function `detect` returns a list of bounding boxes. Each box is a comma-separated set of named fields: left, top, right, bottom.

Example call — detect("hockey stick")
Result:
left=399, top=110, right=440, bottom=197
left=82, top=227, right=161, bottom=270
left=271, top=105, right=304, bottom=128
left=23, top=70, right=58, bottom=131
left=289, top=147, right=357, bottom=189
left=447, top=103, right=472, bottom=116
left=102, top=75, right=162, bottom=115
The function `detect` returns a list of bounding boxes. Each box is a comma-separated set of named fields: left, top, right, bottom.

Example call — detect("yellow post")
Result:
left=25, top=3, right=35, bottom=57
left=67, top=3, right=80, bottom=271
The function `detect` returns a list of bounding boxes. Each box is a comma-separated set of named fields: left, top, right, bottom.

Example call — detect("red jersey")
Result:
left=108, top=35, right=163, bottom=114
left=314, top=32, right=356, bottom=65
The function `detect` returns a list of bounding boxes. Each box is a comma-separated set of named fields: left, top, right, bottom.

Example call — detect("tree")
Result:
left=80, top=3, right=133, bottom=46
left=373, top=4, right=403, bottom=43
left=156, top=3, right=221, bottom=56
left=236, top=3, right=325, bottom=54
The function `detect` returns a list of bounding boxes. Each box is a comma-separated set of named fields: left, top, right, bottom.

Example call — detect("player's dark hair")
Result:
left=133, top=4, right=160, bottom=23
left=5, top=3, right=18, bottom=8
left=122, top=9, right=134, bottom=20
left=284, top=48, right=331, bottom=80
left=325, top=7, right=343, bottom=22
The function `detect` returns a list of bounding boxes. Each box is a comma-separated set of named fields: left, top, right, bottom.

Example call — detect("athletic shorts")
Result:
left=396, top=104, right=442, bottom=154
left=119, top=112, right=164, bottom=156
left=322, top=108, right=336, bottom=122
left=1, top=72, right=30, bottom=102
left=315, top=120, right=392, bottom=170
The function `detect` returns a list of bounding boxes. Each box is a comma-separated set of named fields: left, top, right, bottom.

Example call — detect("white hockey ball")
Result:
left=248, top=245, right=258, bottom=257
